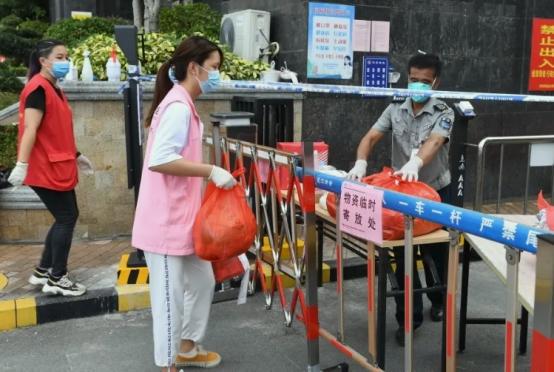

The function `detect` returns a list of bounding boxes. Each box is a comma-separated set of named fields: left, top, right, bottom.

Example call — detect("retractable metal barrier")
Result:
left=205, top=133, right=551, bottom=372
left=305, top=169, right=549, bottom=372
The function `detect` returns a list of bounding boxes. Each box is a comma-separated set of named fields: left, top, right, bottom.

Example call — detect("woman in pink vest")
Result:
left=9, top=40, right=94, bottom=297
left=132, top=36, right=235, bottom=371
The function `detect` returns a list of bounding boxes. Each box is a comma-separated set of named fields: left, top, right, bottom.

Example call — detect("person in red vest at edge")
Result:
left=347, top=52, right=454, bottom=346
left=132, top=36, right=236, bottom=371
left=8, top=40, right=94, bottom=297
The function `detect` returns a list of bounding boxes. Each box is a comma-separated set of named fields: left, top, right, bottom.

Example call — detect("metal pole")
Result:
left=446, top=230, right=460, bottom=372
left=496, top=144, right=504, bottom=213
left=367, top=242, right=377, bottom=362
left=504, top=246, right=520, bottom=372
left=531, top=234, right=554, bottom=372
left=376, top=246, right=388, bottom=368
left=334, top=195, right=345, bottom=342
left=303, top=142, right=320, bottom=372
left=211, top=121, right=221, bottom=167
left=524, top=144, right=531, bottom=214
left=474, top=145, right=486, bottom=211
left=404, top=215, right=414, bottom=372
left=458, top=241, right=470, bottom=351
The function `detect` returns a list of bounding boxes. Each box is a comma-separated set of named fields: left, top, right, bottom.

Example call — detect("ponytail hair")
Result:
left=145, top=61, right=173, bottom=127
left=28, top=39, right=65, bottom=80
left=145, top=36, right=224, bottom=127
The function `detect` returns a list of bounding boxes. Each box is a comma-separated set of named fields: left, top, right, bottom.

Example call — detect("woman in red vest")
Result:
left=8, top=40, right=94, bottom=296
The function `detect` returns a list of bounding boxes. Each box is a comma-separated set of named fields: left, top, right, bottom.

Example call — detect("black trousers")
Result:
left=393, top=185, right=450, bottom=327
left=31, top=186, right=79, bottom=278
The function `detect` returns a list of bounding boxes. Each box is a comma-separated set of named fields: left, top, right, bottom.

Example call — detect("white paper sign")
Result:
left=530, top=143, right=554, bottom=166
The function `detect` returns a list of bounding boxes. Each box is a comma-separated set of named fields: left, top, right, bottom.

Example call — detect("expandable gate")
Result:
left=205, top=134, right=554, bottom=372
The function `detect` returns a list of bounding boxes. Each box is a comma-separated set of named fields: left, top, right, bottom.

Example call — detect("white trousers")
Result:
left=145, top=252, right=215, bottom=367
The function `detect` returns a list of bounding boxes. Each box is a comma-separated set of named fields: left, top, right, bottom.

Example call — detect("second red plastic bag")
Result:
left=327, top=167, right=442, bottom=240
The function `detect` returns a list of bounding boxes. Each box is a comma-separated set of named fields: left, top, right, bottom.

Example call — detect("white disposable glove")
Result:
left=7, top=161, right=28, bottom=187
left=346, top=159, right=367, bottom=180
left=77, top=154, right=94, bottom=175
left=208, top=165, right=237, bottom=190
left=394, top=155, right=423, bottom=182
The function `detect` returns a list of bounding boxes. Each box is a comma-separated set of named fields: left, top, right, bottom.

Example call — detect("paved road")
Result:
left=0, top=261, right=531, bottom=371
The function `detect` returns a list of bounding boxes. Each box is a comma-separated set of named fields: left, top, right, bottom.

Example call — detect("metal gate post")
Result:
left=335, top=195, right=345, bottom=342
left=531, top=234, right=554, bottom=372
left=404, top=215, right=414, bottom=372
left=303, top=142, right=320, bottom=372
left=504, top=246, right=520, bottom=372
left=445, top=230, right=460, bottom=372
left=367, top=242, right=377, bottom=362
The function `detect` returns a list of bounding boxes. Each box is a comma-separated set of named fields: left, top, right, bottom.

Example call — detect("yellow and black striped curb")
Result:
left=0, top=273, right=8, bottom=291
left=0, top=285, right=150, bottom=332
left=117, top=254, right=149, bottom=285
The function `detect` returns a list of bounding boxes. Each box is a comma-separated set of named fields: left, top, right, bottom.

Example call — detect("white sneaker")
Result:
left=28, top=268, right=50, bottom=286
left=42, top=274, right=86, bottom=296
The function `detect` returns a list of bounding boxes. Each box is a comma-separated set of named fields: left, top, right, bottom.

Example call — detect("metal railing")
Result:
left=473, top=135, right=554, bottom=213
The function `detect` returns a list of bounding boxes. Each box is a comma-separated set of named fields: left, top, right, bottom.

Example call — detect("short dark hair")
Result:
left=407, top=53, right=442, bottom=78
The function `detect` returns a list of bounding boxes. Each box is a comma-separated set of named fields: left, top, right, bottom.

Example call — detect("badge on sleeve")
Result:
left=439, top=117, right=453, bottom=131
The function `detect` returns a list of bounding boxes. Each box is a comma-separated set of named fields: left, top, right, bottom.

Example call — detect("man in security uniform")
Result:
left=347, top=52, right=454, bottom=346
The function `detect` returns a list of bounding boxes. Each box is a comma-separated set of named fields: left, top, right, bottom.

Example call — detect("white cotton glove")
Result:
left=346, top=159, right=367, bottom=180
left=7, top=161, right=28, bottom=187
left=394, top=155, right=423, bottom=182
left=208, top=166, right=237, bottom=190
left=77, top=154, right=94, bottom=175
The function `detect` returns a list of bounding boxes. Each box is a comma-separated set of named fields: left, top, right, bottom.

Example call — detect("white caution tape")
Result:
left=218, top=80, right=554, bottom=103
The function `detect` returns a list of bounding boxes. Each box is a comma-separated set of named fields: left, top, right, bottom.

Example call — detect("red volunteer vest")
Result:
left=18, top=74, right=78, bottom=191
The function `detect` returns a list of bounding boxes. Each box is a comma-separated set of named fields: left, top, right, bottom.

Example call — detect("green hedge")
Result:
left=0, top=91, right=19, bottom=170
left=0, top=92, right=18, bottom=110
left=0, top=64, right=23, bottom=93
left=45, top=16, right=130, bottom=49
left=69, top=32, right=268, bottom=81
left=159, top=3, right=221, bottom=40
left=0, top=123, right=17, bottom=170
left=0, top=0, right=46, bottom=22
left=0, top=14, right=44, bottom=66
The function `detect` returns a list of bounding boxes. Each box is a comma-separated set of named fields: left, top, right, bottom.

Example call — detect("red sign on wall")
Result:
left=529, top=18, right=554, bottom=91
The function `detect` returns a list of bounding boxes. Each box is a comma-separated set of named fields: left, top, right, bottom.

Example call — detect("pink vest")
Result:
left=132, top=84, right=203, bottom=256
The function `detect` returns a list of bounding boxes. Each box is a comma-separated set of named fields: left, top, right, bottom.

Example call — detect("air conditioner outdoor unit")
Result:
left=220, top=9, right=271, bottom=62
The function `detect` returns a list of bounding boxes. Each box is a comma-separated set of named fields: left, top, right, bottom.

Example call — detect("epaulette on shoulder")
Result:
left=391, top=96, right=406, bottom=104
left=433, top=102, right=449, bottom=112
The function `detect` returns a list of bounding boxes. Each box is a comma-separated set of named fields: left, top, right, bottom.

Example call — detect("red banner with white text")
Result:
left=529, top=18, right=554, bottom=91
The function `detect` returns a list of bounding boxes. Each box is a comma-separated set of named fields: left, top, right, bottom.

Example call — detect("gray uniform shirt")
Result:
left=372, top=97, right=454, bottom=190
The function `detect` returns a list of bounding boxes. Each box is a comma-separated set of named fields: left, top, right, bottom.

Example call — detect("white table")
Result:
left=464, top=214, right=537, bottom=313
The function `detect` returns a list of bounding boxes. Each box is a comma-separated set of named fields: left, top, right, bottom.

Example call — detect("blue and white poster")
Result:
left=307, top=2, right=355, bottom=79
left=363, top=56, right=389, bottom=87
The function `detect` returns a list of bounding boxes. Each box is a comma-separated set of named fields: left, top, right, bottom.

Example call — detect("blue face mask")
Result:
left=408, top=81, right=433, bottom=103
left=51, top=60, right=70, bottom=79
left=197, top=65, right=220, bottom=94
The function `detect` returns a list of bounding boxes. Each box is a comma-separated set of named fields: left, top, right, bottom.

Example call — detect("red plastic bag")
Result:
left=193, top=170, right=256, bottom=262
left=212, top=254, right=248, bottom=283
left=327, top=167, right=442, bottom=240
left=538, top=190, right=554, bottom=231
